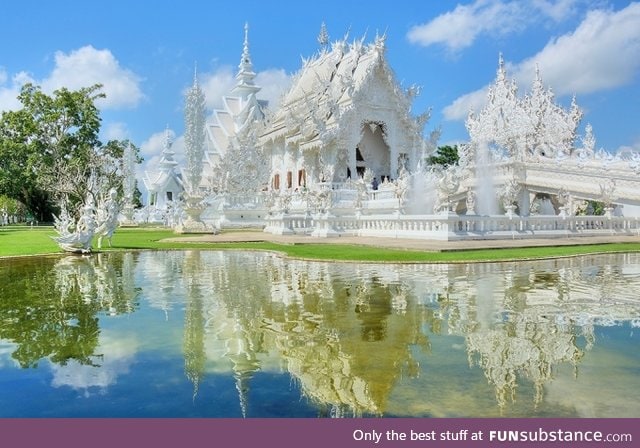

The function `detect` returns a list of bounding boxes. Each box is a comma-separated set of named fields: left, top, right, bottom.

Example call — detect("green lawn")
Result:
left=2, top=226, right=640, bottom=263
left=0, top=226, right=61, bottom=256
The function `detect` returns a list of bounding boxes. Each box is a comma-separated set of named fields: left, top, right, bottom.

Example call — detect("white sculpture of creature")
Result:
left=465, top=190, right=477, bottom=215
left=96, top=188, right=120, bottom=249
left=394, top=167, right=410, bottom=208
left=434, top=167, right=460, bottom=213
left=52, top=202, right=73, bottom=236
left=52, top=202, right=97, bottom=254
left=498, top=177, right=521, bottom=217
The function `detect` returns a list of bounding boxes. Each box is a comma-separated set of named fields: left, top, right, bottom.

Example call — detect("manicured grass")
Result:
left=257, top=242, right=640, bottom=262
left=2, top=226, right=640, bottom=263
left=0, top=227, right=60, bottom=256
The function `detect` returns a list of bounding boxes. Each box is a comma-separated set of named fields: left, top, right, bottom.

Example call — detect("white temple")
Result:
left=142, top=128, right=183, bottom=224
left=137, top=25, right=640, bottom=240
left=260, top=32, right=426, bottom=190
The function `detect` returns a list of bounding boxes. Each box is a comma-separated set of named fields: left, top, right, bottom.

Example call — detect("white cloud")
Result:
left=408, top=0, right=524, bottom=52
left=0, top=46, right=144, bottom=112
left=442, top=3, right=640, bottom=120
left=102, top=122, right=130, bottom=141
left=0, top=341, right=19, bottom=368
left=41, top=46, right=144, bottom=109
left=443, top=87, right=490, bottom=120
left=0, top=85, right=21, bottom=111
left=513, top=3, right=640, bottom=95
left=50, top=332, right=138, bottom=393
left=531, top=0, right=580, bottom=22
left=407, top=0, right=579, bottom=52
left=255, top=68, right=291, bottom=111
left=201, top=66, right=236, bottom=110
left=616, top=136, right=640, bottom=155
left=0, top=70, right=35, bottom=112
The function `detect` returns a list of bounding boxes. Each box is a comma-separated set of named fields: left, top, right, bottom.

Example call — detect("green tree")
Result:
left=575, top=200, right=605, bottom=216
left=0, top=107, right=50, bottom=221
left=0, top=195, right=27, bottom=222
left=0, top=83, right=140, bottom=222
left=132, top=182, right=143, bottom=208
left=427, top=145, right=459, bottom=168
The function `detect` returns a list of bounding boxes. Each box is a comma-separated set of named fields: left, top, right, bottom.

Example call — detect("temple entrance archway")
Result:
left=356, top=122, right=390, bottom=182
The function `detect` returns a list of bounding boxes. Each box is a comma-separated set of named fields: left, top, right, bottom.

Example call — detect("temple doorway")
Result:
left=356, top=121, right=390, bottom=181
left=356, top=146, right=366, bottom=177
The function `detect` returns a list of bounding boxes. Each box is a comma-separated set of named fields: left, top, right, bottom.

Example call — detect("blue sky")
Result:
left=1, top=0, right=638, bottom=176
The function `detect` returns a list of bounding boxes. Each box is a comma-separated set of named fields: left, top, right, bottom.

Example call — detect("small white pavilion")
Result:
left=143, top=128, right=183, bottom=221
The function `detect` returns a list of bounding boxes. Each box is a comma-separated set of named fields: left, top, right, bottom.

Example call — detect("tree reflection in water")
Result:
left=0, top=253, right=139, bottom=369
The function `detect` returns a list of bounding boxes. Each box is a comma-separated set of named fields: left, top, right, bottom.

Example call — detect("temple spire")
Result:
left=318, top=21, right=329, bottom=50
left=531, top=63, right=544, bottom=93
left=162, top=125, right=173, bottom=156
left=497, top=52, right=506, bottom=82
left=237, top=23, right=255, bottom=83
left=159, top=126, right=178, bottom=170
left=232, top=23, right=260, bottom=99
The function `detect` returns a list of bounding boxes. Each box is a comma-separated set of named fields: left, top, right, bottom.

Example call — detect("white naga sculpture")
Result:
left=96, top=188, right=120, bottom=249
left=52, top=188, right=120, bottom=253
left=52, top=201, right=97, bottom=254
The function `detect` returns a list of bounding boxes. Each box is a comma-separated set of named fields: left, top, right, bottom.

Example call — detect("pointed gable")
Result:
left=261, top=33, right=415, bottom=147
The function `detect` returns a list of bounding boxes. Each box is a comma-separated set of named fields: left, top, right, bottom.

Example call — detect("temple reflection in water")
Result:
left=0, top=251, right=639, bottom=417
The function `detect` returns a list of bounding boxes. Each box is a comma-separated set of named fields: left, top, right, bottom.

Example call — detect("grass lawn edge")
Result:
left=3, top=227, right=640, bottom=264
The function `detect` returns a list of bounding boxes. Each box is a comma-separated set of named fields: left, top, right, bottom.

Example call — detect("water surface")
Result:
left=1, top=250, right=639, bottom=417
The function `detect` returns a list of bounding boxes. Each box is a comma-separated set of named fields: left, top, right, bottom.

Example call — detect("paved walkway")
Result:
left=163, top=230, right=640, bottom=252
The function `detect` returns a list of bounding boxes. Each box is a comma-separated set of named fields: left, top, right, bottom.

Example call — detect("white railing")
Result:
left=224, top=194, right=265, bottom=208
left=264, top=211, right=640, bottom=240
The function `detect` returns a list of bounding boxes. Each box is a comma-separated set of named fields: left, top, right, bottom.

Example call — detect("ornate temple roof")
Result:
left=261, top=33, right=406, bottom=144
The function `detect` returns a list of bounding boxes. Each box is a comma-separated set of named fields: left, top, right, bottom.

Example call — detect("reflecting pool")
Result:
left=1, top=250, right=639, bottom=417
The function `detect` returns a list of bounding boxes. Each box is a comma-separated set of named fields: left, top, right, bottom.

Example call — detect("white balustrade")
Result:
left=264, top=212, right=640, bottom=240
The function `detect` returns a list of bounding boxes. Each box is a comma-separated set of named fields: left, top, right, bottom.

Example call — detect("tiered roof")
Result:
left=261, top=33, right=409, bottom=148
left=143, top=127, right=182, bottom=193
left=205, top=23, right=265, bottom=160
